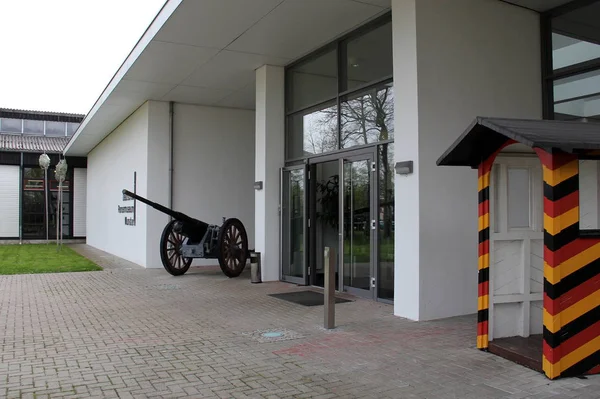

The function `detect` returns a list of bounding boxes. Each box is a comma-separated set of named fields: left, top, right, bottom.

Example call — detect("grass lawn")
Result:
left=0, top=244, right=102, bottom=275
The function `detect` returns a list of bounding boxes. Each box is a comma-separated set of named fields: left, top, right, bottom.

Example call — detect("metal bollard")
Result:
left=250, top=251, right=262, bottom=283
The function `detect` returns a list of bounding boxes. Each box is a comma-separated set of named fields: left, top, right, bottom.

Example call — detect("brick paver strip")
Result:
left=0, top=244, right=598, bottom=398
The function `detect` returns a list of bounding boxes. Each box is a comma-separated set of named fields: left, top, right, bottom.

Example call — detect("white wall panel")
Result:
left=87, top=103, right=150, bottom=267
left=392, top=0, right=542, bottom=320
left=173, top=103, right=255, bottom=266
left=0, top=165, right=20, bottom=237
left=73, top=168, right=87, bottom=237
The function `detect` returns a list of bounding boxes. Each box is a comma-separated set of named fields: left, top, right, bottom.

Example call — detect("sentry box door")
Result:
left=488, top=156, right=544, bottom=341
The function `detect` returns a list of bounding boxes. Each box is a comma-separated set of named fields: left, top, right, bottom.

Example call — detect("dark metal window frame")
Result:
left=541, top=0, right=600, bottom=119
left=284, top=11, right=393, bottom=162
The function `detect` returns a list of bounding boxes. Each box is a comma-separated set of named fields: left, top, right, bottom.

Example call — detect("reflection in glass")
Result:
left=67, top=122, right=80, bottom=136
left=378, top=142, right=394, bottom=300
left=23, top=120, right=44, bottom=134
left=341, top=84, right=394, bottom=149
left=314, top=161, right=340, bottom=289
left=287, top=102, right=338, bottom=159
left=282, top=169, right=305, bottom=279
left=343, top=159, right=371, bottom=291
left=45, top=121, right=65, bottom=136
left=552, top=1, right=600, bottom=70
left=1, top=118, right=22, bottom=133
left=287, top=48, right=337, bottom=113
left=553, top=69, right=600, bottom=121
left=346, top=22, right=393, bottom=91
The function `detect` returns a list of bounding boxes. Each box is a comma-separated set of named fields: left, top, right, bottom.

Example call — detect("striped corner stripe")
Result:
left=538, top=149, right=600, bottom=379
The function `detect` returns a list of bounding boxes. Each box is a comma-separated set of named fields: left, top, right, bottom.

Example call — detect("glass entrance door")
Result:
left=281, top=166, right=307, bottom=285
left=341, top=154, right=375, bottom=298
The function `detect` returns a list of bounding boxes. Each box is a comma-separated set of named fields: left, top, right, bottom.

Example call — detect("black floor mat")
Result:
left=268, top=290, right=353, bottom=307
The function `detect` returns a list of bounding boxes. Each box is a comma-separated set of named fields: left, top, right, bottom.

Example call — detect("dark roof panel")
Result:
left=0, top=134, right=70, bottom=154
left=437, top=117, right=600, bottom=167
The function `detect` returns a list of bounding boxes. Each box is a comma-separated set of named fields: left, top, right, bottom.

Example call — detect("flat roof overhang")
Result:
left=64, top=0, right=391, bottom=156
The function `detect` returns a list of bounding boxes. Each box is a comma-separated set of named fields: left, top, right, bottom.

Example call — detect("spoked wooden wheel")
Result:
left=160, top=220, right=192, bottom=276
left=217, top=218, right=248, bottom=278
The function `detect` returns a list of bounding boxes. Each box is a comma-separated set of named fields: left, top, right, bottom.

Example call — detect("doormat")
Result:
left=268, top=290, right=353, bottom=307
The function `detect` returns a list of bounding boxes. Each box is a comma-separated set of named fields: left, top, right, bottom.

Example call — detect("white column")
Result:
left=392, top=0, right=421, bottom=321
left=255, top=65, right=285, bottom=282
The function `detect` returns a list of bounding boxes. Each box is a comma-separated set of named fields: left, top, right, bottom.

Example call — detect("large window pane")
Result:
left=340, top=83, right=394, bottom=149
left=378, top=142, right=394, bottom=301
left=552, top=2, right=600, bottom=70
left=345, top=22, right=393, bottom=91
left=287, top=48, right=337, bottom=113
left=554, top=69, right=600, bottom=121
left=287, top=102, right=338, bottom=158
left=67, top=122, right=80, bottom=136
left=1, top=118, right=22, bottom=133
left=23, top=119, right=44, bottom=134
left=45, top=121, right=65, bottom=136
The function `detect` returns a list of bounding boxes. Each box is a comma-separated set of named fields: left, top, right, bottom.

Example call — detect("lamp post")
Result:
left=54, top=159, right=68, bottom=251
left=38, top=153, right=50, bottom=244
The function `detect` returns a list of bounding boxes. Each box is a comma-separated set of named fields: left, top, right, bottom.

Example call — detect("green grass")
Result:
left=0, top=244, right=102, bottom=275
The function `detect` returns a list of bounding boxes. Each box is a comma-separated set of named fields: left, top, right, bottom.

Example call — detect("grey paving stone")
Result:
left=0, top=244, right=598, bottom=398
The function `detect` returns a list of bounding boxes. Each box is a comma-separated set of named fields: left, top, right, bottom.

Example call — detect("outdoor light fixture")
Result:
left=254, top=181, right=263, bottom=190
left=39, top=153, right=51, bottom=243
left=395, top=161, right=414, bottom=175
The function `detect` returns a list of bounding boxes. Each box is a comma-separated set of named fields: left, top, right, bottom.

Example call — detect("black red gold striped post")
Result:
left=536, top=149, right=600, bottom=379
left=477, top=141, right=514, bottom=350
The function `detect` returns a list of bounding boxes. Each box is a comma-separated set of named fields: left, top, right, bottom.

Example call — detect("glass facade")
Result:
left=283, top=13, right=394, bottom=302
left=285, top=16, right=393, bottom=160
left=544, top=1, right=600, bottom=121
left=0, top=118, right=80, bottom=136
left=22, top=166, right=72, bottom=240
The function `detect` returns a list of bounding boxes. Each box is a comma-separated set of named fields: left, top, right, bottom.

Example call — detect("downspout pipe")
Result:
left=169, top=101, right=174, bottom=219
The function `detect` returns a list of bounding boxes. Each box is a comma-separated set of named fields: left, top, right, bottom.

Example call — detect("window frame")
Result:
left=284, top=12, right=393, bottom=161
left=541, top=0, right=600, bottom=120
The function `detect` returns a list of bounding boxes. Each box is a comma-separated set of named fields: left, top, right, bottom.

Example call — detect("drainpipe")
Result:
left=169, top=101, right=174, bottom=218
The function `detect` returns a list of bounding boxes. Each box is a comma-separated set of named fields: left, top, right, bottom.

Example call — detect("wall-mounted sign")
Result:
left=24, top=179, right=44, bottom=191
left=120, top=172, right=136, bottom=226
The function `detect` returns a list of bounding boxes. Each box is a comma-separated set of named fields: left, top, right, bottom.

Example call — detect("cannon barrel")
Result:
left=122, top=189, right=209, bottom=239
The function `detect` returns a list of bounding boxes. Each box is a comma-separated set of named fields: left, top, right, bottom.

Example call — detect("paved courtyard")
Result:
left=0, top=245, right=599, bottom=398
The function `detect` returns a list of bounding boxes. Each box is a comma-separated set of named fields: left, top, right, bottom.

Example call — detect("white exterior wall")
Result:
left=87, top=102, right=151, bottom=267
left=73, top=168, right=87, bottom=237
left=172, top=103, right=255, bottom=266
left=146, top=101, right=171, bottom=268
left=0, top=165, right=20, bottom=238
left=392, top=0, right=542, bottom=320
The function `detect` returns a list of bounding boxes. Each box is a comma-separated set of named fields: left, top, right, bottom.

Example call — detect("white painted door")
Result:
left=489, top=156, right=544, bottom=341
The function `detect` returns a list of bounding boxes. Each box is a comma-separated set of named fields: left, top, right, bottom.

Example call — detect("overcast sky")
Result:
left=0, top=0, right=166, bottom=115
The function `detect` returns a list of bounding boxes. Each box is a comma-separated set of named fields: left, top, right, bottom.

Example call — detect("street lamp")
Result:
left=54, top=158, right=68, bottom=250
left=38, top=153, right=50, bottom=243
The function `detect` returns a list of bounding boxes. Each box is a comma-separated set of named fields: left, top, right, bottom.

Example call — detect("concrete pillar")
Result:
left=255, top=65, right=285, bottom=282
left=391, top=0, right=541, bottom=321
left=391, top=0, right=421, bottom=321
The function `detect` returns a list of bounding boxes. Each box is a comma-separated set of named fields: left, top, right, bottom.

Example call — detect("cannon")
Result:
left=122, top=189, right=249, bottom=278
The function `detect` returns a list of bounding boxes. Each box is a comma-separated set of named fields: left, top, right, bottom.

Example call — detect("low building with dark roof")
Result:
left=0, top=108, right=87, bottom=241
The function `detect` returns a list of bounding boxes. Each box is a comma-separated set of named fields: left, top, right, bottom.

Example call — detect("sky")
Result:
left=0, top=0, right=166, bottom=115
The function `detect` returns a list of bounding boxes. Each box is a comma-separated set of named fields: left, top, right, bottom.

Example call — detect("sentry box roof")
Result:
left=437, top=117, right=600, bottom=169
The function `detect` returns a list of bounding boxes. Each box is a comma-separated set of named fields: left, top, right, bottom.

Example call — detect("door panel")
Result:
left=342, top=154, right=375, bottom=297
left=489, top=156, right=543, bottom=340
left=281, top=166, right=307, bottom=284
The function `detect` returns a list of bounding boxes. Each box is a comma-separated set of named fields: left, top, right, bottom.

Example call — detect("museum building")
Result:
left=0, top=108, right=87, bottom=241
left=63, top=0, right=600, bottom=378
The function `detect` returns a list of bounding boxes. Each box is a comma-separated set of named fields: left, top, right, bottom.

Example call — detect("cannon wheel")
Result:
left=217, top=218, right=248, bottom=278
left=160, top=220, right=192, bottom=276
